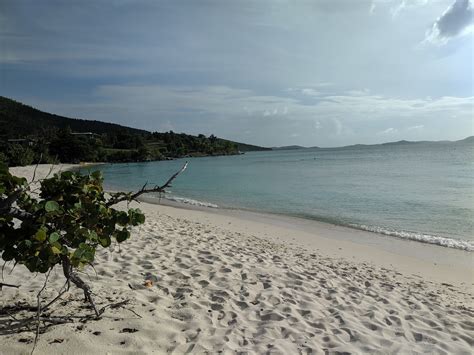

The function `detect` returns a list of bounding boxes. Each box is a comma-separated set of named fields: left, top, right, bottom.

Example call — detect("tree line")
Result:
left=0, top=128, right=240, bottom=166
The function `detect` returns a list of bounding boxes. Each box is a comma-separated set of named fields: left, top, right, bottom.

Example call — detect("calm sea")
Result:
left=85, top=141, right=474, bottom=251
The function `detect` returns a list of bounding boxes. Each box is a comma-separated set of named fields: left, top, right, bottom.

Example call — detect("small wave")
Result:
left=350, top=224, right=473, bottom=252
left=165, top=195, right=219, bottom=208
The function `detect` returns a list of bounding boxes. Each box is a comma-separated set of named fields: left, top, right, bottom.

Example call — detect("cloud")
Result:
left=369, top=0, right=430, bottom=17
left=425, top=0, right=474, bottom=44
left=301, top=88, right=322, bottom=96
left=378, top=127, right=398, bottom=135
left=89, top=84, right=473, bottom=126
left=19, top=84, right=473, bottom=146
left=333, top=118, right=344, bottom=135
left=408, top=124, right=424, bottom=130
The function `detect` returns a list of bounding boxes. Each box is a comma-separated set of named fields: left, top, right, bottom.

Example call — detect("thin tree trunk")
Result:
left=61, top=256, right=100, bottom=318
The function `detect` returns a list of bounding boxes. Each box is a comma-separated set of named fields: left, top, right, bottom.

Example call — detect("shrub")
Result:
left=6, top=144, right=35, bottom=166
left=0, top=165, right=144, bottom=316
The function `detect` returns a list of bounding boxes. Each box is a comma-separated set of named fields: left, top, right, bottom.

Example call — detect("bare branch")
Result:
left=41, top=279, right=70, bottom=313
left=31, top=270, right=52, bottom=355
left=160, top=161, right=188, bottom=190
left=105, top=161, right=188, bottom=207
left=30, top=154, right=43, bottom=184
left=1, top=261, right=6, bottom=281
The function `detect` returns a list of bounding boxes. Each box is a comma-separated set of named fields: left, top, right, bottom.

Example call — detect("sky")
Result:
left=1, top=0, right=473, bottom=147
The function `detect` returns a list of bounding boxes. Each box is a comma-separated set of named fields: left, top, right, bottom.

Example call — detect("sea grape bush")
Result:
left=0, top=164, right=145, bottom=274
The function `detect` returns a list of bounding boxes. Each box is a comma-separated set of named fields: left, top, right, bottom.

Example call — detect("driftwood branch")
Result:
left=105, top=161, right=188, bottom=207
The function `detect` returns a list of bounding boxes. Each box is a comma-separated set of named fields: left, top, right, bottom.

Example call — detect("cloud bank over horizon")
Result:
left=1, top=0, right=472, bottom=147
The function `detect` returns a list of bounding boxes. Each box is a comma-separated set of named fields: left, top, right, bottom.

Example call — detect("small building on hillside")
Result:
left=7, top=138, right=35, bottom=146
left=71, top=132, right=101, bottom=138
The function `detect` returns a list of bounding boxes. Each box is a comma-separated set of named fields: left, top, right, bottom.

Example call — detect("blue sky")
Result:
left=1, top=0, right=473, bottom=147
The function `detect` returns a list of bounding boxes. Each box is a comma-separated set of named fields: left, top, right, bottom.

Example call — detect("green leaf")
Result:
left=2, top=248, right=15, bottom=261
left=91, top=171, right=102, bottom=180
left=45, top=200, right=60, bottom=212
left=51, top=246, right=61, bottom=254
left=99, top=235, right=111, bottom=247
left=82, top=249, right=95, bottom=263
left=116, top=211, right=129, bottom=226
left=116, top=229, right=130, bottom=243
left=128, top=208, right=145, bottom=226
left=61, top=171, right=73, bottom=179
left=89, top=231, right=98, bottom=239
left=49, top=232, right=60, bottom=243
left=35, top=228, right=47, bottom=242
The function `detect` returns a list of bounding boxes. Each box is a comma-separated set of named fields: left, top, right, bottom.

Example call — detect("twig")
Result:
left=1, top=261, right=8, bottom=281
left=41, top=279, right=70, bottom=313
left=30, top=154, right=43, bottom=184
left=8, top=261, right=18, bottom=275
left=97, top=299, right=142, bottom=319
left=98, top=299, right=129, bottom=315
left=45, top=163, right=56, bottom=179
left=31, top=270, right=52, bottom=355
left=0, top=282, right=20, bottom=289
left=87, top=263, right=98, bottom=279
left=126, top=308, right=142, bottom=319
left=105, top=162, right=188, bottom=207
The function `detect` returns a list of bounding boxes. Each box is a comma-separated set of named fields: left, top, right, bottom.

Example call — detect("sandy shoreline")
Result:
left=2, top=164, right=473, bottom=354
left=143, top=197, right=473, bottom=287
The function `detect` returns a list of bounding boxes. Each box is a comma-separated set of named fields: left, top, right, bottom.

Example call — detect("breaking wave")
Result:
left=350, top=224, right=473, bottom=252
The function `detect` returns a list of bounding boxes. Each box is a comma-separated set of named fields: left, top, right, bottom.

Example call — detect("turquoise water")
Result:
left=85, top=141, right=474, bottom=251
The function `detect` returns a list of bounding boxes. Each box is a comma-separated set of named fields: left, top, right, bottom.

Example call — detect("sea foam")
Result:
left=165, top=195, right=219, bottom=208
left=350, top=224, right=474, bottom=252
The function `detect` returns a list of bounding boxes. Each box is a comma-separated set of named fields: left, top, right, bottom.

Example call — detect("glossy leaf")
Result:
left=45, top=200, right=60, bottom=212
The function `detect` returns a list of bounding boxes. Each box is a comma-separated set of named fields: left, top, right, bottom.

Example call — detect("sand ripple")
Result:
left=1, top=212, right=473, bottom=354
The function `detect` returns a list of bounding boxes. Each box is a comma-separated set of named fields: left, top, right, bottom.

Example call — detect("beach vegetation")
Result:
left=0, top=161, right=186, bottom=323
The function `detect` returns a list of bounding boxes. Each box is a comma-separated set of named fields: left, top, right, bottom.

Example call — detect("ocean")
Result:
left=84, top=140, right=474, bottom=251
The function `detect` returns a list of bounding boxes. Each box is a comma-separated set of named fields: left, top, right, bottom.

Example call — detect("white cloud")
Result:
left=408, top=124, right=425, bottom=130
left=333, top=118, right=343, bottom=135
left=22, top=84, right=473, bottom=146
left=301, top=88, right=322, bottom=96
left=370, top=0, right=430, bottom=17
left=87, top=84, right=473, bottom=133
left=378, top=127, right=398, bottom=134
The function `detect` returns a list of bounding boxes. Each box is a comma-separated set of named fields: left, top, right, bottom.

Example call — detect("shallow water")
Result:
left=85, top=140, right=474, bottom=251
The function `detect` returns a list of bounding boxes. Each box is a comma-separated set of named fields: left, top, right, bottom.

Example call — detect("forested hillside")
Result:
left=0, top=97, right=269, bottom=166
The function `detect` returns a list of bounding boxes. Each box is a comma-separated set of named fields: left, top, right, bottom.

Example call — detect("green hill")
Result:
left=0, top=96, right=269, bottom=165
left=0, top=96, right=148, bottom=139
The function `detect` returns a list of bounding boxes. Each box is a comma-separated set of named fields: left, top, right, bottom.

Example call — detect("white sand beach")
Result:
left=1, top=164, right=473, bottom=354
